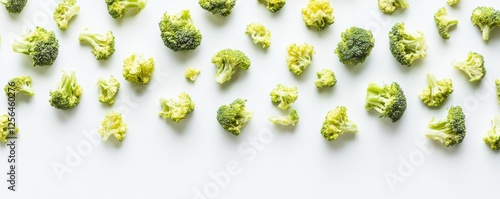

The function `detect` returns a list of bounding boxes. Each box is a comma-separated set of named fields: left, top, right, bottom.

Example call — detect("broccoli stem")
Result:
left=79, top=33, right=106, bottom=52
left=20, top=85, right=34, bottom=96
left=341, top=122, right=358, bottom=133
left=482, top=26, right=491, bottom=40
left=12, top=39, right=30, bottom=54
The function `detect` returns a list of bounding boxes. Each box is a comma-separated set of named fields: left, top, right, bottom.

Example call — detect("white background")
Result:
left=1, top=0, right=500, bottom=198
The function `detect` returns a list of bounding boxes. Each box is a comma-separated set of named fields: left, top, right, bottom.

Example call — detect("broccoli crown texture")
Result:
left=122, top=53, right=155, bottom=85
left=365, top=82, right=407, bottom=122
left=301, top=0, right=334, bottom=31
left=334, top=27, right=375, bottom=65
left=49, top=71, right=83, bottom=110
left=484, top=116, right=500, bottom=150
left=377, top=0, right=408, bottom=14
left=496, top=79, right=500, bottom=104
left=245, top=23, right=271, bottom=48
left=98, top=111, right=127, bottom=142
left=97, top=76, right=120, bottom=105
left=217, top=99, right=253, bottom=136
left=0, top=0, right=27, bottom=14
left=159, top=10, right=202, bottom=52
left=211, top=49, right=251, bottom=84
left=12, top=27, right=59, bottom=66
left=426, top=106, right=466, bottom=147
left=258, top=0, right=285, bottom=13
left=270, top=84, right=298, bottom=110
left=78, top=28, right=115, bottom=60
left=198, top=0, right=236, bottom=16
left=4, top=76, right=34, bottom=97
left=159, top=92, right=195, bottom=123
left=314, top=68, right=336, bottom=88
left=105, top=0, right=147, bottom=19
left=434, top=7, right=458, bottom=39
left=54, top=0, right=80, bottom=30
left=419, top=73, right=453, bottom=107
left=185, top=67, right=201, bottom=82
left=286, top=43, right=315, bottom=75
left=447, top=0, right=459, bottom=6
left=269, top=109, right=299, bottom=126
left=0, top=114, right=18, bottom=144
left=452, top=51, right=486, bottom=82
left=389, top=22, right=427, bottom=66
left=321, top=106, right=358, bottom=141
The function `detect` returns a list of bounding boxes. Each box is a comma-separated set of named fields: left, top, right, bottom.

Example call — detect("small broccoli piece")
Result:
left=185, top=67, right=201, bottom=82
left=447, top=0, right=459, bottom=6
left=426, top=106, right=466, bottom=147
left=0, top=0, right=27, bottom=14
left=335, top=27, right=375, bottom=65
left=98, top=111, right=127, bottom=142
left=484, top=116, right=500, bottom=150
left=419, top=73, right=453, bottom=107
left=258, top=0, right=285, bottom=13
left=321, top=106, right=358, bottom=141
left=286, top=43, right=315, bottom=75
left=122, top=53, right=155, bottom=85
left=496, top=79, right=500, bottom=104
left=78, top=28, right=115, bottom=60
left=269, top=109, right=299, bottom=126
left=212, top=49, right=251, bottom=84
left=0, top=114, right=18, bottom=144
left=452, top=52, right=486, bottom=82
left=217, top=98, right=254, bottom=136
left=471, top=7, right=500, bottom=41
left=315, top=68, right=336, bottom=88
left=12, top=27, right=59, bottom=67
left=159, top=10, right=202, bottom=52
left=97, top=76, right=120, bottom=105
left=53, top=0, right=80, bottom=30
left=270, top=84, right=298, bottom=110
left=365, top=82, right=407, bottom=123
left=4, top=76, right=34, bottom=97
left=301, top=0, right=334, bottom=31
left=198, top=0, right=236, bottom=17
left=434, top=7, right=458, bottom=39
left=49, top=71, right=83, bottom=110
left=377, top=0, right=408, bottom=14
left=105, top=0, right=147, bottom=19
left=245, top=23, right=271, bottom=48
left=159, top=92, right=195, bottom=123
left=389, top=22, right=427, bottom=66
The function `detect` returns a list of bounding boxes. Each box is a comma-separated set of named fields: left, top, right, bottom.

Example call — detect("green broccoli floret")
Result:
left=452, top=52, right=486, bottom=82
left=122, top=53, right=155, bottom=85
left=419, top=73, right=453, bottom=107
left=4, top=76, right=34, bottom=97
left=315, top=68, right=336, bottom=88
left=426, top=106, right=466, bottom=147
left=198, top=0, right=236, bottom=17
left=78, top=28, right=115, bottom=60
left=0, top=114, right=18, bottom=144
left=334, top=27, right=375, bottom=65
left=159, top=10, right=202, bottom=52
left=245, top=23, right=271, bottom=48
left=258, top=0, right=285, bottom=13
left=98, top=111, right=127, bottom=142
left=484, top=116, right=500, bottom=150
left=12, top=27, right=59, bottom=67
left=49, top=71, right=83, bottom=110
left=471, top=7, right=500, bottom=41
left=301, top=0, right=334, bottom=31
left=105, top=0, right=147, bottom=19
left=0, top=0, right=27, bottom=14
left=53, top=0, right=80, bottom=30
left=286, top=43, right=315, bottom=75
left=434, top=7, right=458, bottom=39
left=185, top=67, right=201, bottom=82
left=496, top=79, right=500, bottom=104
left=97, top=75, right=120, bottom=105
left=270, top=84, right=298, bottom=110
left=269, top=109, right=299, bottom=126
left=217, top=98, right=254, bottom=136
left=212, top=49, right=251, bottom=84
left=321, top=106, right=358, bottom=141
left=389, top=22, right=427, bottom=66
left=377, top=0, right=408, bottom=14
left=447, top=0, right=459, bottom=6
left=365, top=82, right=407, bottom=123
left=159, top=92, right=195, bottom=123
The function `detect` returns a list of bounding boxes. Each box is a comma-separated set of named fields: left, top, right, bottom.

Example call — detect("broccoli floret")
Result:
left=98, top=111, right=127, bottom=142
left=269, top=109, right=299, bottom=126
left=185, top=67, right=201, bottom=82
left=212, top=49, right=251, bottom=84
left=97, top=76, right=120, bottom=105
left=159, top=10, right=202, bottom=52
left=49, top=71, right=83, bottom=110
left=78, top=28, right=115, bottom=60
left=53, top=0, right=80, bottom=30
left=389, top=22, right=427, bottom=66
left=334, top=27, right=375, bottom=65
left=426, top=106, right=466, bottom=147
left=301, top=0, right=334, bottom=31
left=496, top=79, right=500, bottom=104
left=4, top=76, right=34, bottom=97
left=484, top=116, right=500, bottom=150
left=471, top=7, right=500, bottom=41
left=258, top=0, right=285, bottom=13
left=365, top=82, right=407, bottom=123
left=452, top=52, right=486, bottom=82
left=270, top=84, right=298, bottom=110
left=216, top=98, right=254, bottom=136
left=159, top=92, right=195, bottom=123
left=377, top=0, right=408, bottom=14
left=286, top=43, right=315, bottom=75
left=321, top=106, right=358, bottom=141
left=434, top=7, right=458, bottom=39
left=245, top=23, right=271, bottom=48
left=0, top=114, right=18, bottom=144
left=198, top=0, right=236, bottom=17
left=12, top=27, right=59, bottom=67
left=122, top=53, right=155, bottom=85
left=419, top=73, right=453, bottom=107
left=315, top=68, right=336, bottom=88
left=105, top=0, right=146, bottom=19
left=0, top=0, right=27, bottom=14
left=447, top=0, right=459, bottom=6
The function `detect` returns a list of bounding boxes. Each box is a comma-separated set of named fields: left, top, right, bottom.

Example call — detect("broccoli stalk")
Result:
left=452, top=52, right=486, bottom=82
left=49, top=71, right=83, bottom=110
left=377, top=0, right=408, bottom=14
left=269, top=109, right=299, bottom=126
left=4, top=76, right=34, bottom=96
left=105, top=0, right=147, bottom=19
left=426, top=106, right=466, bottom=147
left=321, top=106, right=358, bottom=141
left=301, top=0, right=335, bottom=31
left=98, top=111, right=127, bottom=142
left=12, top=27, right=59, bottom=66
left=389, top=22, right=427, bottom=66
left=471, top=7, right=500, bottom=41
left=159, top=10, right=202, bottom=52
left=53, top=0, right=80, bottom=30
left=159, top=92, right=195, bottom=123
left=78, top=28, right=115, bottom=60
left=434, top=7, right=458, bottom=39
left=365, top=82, right=407, bottom=122
left=217, top=99, right=254, bottom=136
left=419, top=73, right=453, bottom=107
left=212, top=49, right=251, bottom=84
left=0, top=0, right=27, bottom=14
left=484, top=116, right=500, bottom=150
